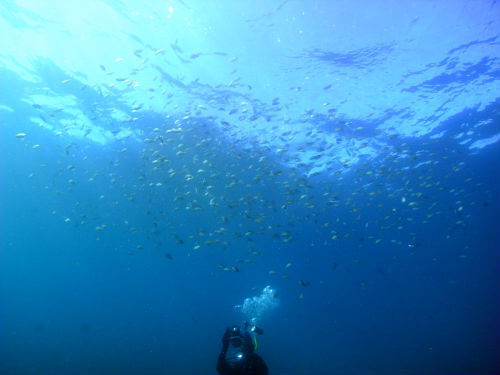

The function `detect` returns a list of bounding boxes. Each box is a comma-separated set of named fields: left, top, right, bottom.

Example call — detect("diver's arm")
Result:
left=217, top=329, right=231, bottom=374
left=221, top=328, right=231, bottom=352
left=216, top=353, right=229, bottom=374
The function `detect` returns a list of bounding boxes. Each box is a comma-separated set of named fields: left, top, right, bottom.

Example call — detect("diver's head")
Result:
left=225, top=325, right=246, bottom=367
left=230, top=325, right=241, bottom=335
left=228, top=325, right=243, bottom=347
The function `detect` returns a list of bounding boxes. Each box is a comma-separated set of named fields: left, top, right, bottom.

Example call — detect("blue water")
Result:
left=1, top=1, right=499, bottom=374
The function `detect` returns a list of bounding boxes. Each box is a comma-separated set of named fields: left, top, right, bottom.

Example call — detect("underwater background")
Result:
left=1, top=1, right=499, bottom=374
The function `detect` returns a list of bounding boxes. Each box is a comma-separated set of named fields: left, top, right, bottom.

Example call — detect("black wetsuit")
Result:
left=216, top=329, right=268, bottom=375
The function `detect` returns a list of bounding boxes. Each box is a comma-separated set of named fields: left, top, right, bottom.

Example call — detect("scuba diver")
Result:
left=216, top=322, right=268, bottom=375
